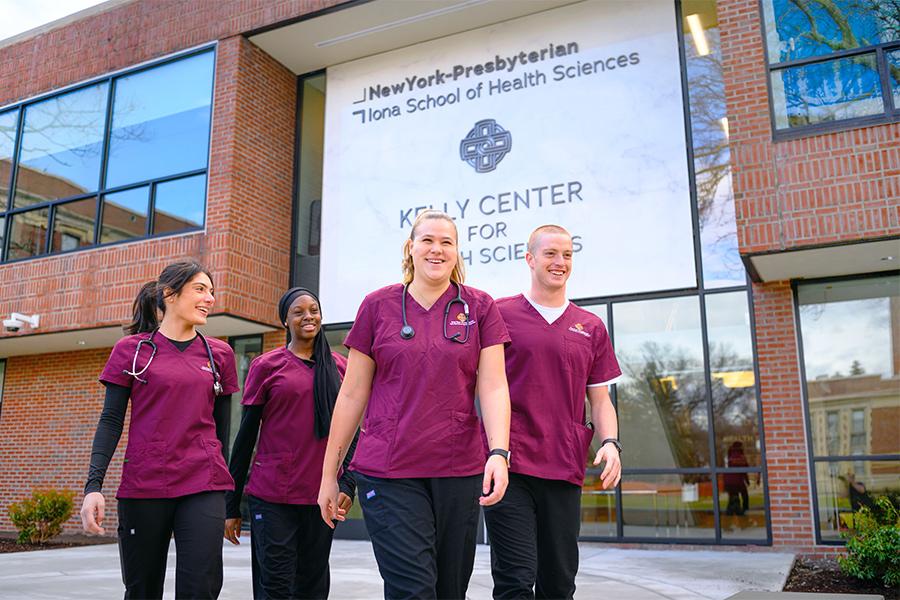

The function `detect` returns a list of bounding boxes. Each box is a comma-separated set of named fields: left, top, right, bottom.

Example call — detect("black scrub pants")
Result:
left=117, top=491, right=225, bottom=599
left=354, top=472, right=482, bottom=600
left=247, top=495, right=335, bottom=600
left=483, top=473, right=581, bottom=600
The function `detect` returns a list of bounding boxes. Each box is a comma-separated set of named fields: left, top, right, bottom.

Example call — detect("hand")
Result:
left=593, top=442, right=622, bottom=489
left=337, top=492, right=353, bottom=516
left=80, top=492, right=106, bottom=535
left=224, top=517, right=242, bottom=545
left=479, top=454, right=509, bottom=506
left=318, top=477, right=344, bottom=529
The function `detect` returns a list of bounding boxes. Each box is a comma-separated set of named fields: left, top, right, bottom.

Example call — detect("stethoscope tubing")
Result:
left=122, top=328, right=223, bottom=394
left=400, top=281, right=470, bottom=343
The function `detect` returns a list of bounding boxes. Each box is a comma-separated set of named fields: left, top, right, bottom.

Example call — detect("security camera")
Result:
left=3, top=313, right=39, bottom=333
left=3, top=318, right=23, bottom=332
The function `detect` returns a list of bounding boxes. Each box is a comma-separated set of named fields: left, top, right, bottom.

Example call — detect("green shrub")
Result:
left=838, top=495, right=900, bottom=588
left=7, top=489, right=75, bottom=545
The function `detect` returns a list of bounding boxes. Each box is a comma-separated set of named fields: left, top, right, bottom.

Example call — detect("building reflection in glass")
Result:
left=14, top=83, right=108, bottom=208
left=799, top=275, right=900, bottom=541
left=615, top=296, right=709, bottom=469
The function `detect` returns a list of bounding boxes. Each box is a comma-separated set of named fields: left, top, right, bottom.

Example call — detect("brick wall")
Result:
left=0, top=350, right=121, bottom=533
left=717, top=0, right=900, bottom=256
left=750, top=282, right=817, bottom=551
left=719, top=0, right=899, bottom=556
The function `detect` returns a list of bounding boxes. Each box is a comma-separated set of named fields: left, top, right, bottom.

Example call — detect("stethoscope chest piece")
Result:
left=400, top=324, right=415, bottom=340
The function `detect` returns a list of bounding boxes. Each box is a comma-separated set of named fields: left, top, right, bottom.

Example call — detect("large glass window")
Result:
left=683, top=0, right=744, bottom=287
left=1, top=109, right=18, bottom=213
left=293, top=74, right=326, bottom=293
left=105, top=52, right=214, bottom=188
left=615, top=296, right=709, bottom=469
left=798, top=274, right=900, bottom=542
left=762, top=0, right=900, bottom=135
left=14, top=83, right=108, bottom=208
left=0, top=48, right=214, bottom=262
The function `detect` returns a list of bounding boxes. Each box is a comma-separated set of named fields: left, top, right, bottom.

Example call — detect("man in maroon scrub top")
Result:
left=485, top=224, right=623, bottom=600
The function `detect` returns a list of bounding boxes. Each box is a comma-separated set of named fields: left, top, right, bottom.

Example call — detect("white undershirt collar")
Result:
left=524, top=293, right=569, bottom=325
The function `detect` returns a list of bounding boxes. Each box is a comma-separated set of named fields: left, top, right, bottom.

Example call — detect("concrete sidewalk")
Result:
left=0, top=539, right=794, bottom=599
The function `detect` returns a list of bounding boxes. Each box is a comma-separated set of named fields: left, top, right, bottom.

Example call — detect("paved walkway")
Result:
left=0, top=539, right=794, bottom=599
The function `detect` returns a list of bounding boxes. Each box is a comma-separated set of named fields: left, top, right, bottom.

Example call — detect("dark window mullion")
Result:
left=94, top=78, right=117, bottom=245
left=45, top=205, right=56, bottom=255
left=147, top=182, right=157, bottom=236
left=768, top=44, right=882, bottom=70
left=876, top=46, right=896, bottom=113
left=5, top=106, right=26, bottom=222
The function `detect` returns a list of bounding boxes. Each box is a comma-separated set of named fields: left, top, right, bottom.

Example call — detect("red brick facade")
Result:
left=718, top=0, right=899, bottom=256
left=719, top=0, right=899, bottom=555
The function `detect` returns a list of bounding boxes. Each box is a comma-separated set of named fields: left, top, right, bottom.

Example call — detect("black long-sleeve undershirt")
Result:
left=84, top=385, right=232, bottom=496
left=225, top=405, right=359, bottom=519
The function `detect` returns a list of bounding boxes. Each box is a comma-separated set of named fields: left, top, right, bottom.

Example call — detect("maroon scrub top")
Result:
left=497, top=295, right=621, bottom=486
left=345, top=283, right=510, bottom=479
left=100, top=332, right=240, bottom=499
left=243, top=347, right=347, bottom=505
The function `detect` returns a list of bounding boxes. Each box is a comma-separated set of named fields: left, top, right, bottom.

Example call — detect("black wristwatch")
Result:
left=601, top=438, right=623, bottom=454
left=489, top=448, right=511, bottom=466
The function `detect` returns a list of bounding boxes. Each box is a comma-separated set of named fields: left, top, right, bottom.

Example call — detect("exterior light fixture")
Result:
left=687, top=14, right=709, bottom=56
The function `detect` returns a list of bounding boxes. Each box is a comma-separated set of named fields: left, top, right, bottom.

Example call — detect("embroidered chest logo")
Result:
left=568, top=323, right=591, bottom=338
left=450, top=313, right=477, bottom=326
left=201, top=361, right=214, bottom=373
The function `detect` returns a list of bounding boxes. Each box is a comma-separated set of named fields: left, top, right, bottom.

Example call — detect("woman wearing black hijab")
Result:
left=224, top=288, right=356, bottom=599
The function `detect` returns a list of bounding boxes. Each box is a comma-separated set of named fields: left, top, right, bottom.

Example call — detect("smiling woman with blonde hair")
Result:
left=318, top=209, right=511, bottom=599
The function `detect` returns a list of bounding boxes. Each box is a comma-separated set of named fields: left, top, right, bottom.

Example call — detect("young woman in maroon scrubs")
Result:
left=80, top=260, right=239, bottom=599
left=223, top=287, right=356, bottom=599
left=317, top=209, right=512, bottom=600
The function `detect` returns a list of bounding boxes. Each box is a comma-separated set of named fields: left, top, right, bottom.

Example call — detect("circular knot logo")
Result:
left=459, top=119, right=512, bottom=173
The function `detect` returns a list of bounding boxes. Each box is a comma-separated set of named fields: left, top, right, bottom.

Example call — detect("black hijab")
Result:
left=278, top=288, right=342, bottom=439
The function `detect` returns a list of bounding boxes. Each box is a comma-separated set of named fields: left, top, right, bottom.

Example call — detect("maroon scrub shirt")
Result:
left=243, top=347, right=347, bottom=505
left=344, top=283, right=510, bottom=479
left=497, top=295, right=621, bottom=486
left=100, top=333, right=240, bottom=499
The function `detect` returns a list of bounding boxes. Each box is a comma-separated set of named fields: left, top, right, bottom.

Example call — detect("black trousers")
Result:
left=117, top=491, right=226, bottom=600
left=248, top=496, right=335, bottom=600
left=483, top=473, right=581, bottom=600
left=355, top=472, right=482, bottom=600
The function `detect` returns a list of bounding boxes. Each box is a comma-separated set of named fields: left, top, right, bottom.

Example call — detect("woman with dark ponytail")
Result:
left=79, top=260, right=239, bottom=599
left=223, top=287, right=356, bottom=600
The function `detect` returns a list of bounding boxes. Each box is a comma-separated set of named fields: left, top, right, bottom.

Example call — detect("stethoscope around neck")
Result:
left=122, top=328, right=224, bottom=395
left=400, top=281, right=470, bottom=343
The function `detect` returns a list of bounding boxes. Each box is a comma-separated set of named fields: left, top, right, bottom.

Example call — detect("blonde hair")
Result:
left=401, top=210, right=466, bottom=285
left=527, top=224, right=572, bottom=254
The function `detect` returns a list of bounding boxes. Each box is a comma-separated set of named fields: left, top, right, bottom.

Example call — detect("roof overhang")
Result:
left=744, top=238, right=900, bottom=282
left=0, top=314, right=276, bottom=359
left=248, top=0, right=584, bottom=75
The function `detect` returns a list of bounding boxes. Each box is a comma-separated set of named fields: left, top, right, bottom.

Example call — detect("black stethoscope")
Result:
left=400, top=281, right=470, bottom=343
left=122, top=329, right=223, bottom=395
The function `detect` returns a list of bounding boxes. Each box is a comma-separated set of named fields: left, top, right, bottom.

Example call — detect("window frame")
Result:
left=0, top=44, right=217, bottom=263
left=793, top=270, right=900, bottom=545
left=758, top=0, right=900, bottom=140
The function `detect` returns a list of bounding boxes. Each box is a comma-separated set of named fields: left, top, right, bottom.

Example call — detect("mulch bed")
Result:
left=0, top=533, right=115, bottom=554
left=783, top=557, right=898, bottom=599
